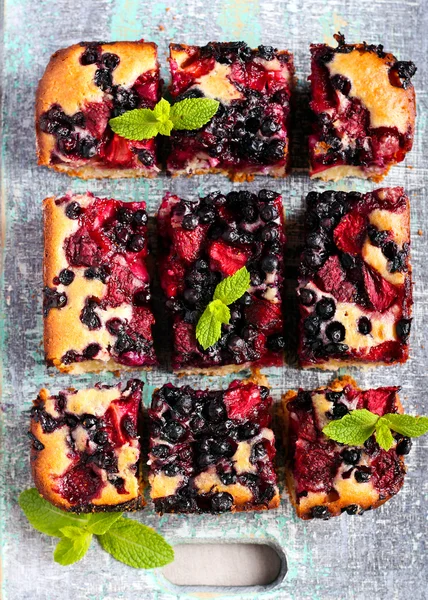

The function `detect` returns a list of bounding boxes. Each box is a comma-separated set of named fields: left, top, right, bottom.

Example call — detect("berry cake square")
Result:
left=36, top=41, right=160, bottom=178
left=148, top=379, right=280, bottom=513
left=282, top=377, right=408, bottom=520
left=29, top=380, right=144, bottom=512
left=43, top=192, right=157, bottom=373
left=309, top=34, right=416, bottom=181
left=298, top=187, right=412, bottom=369
left=166, top=42, right=294, bottom=180
left=158, top=190, right=286, bottom=374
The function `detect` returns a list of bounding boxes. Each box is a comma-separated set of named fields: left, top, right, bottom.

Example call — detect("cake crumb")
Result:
left=418, top=229, right=423, bottom=236
left=159, top=24, right=165, bottom=31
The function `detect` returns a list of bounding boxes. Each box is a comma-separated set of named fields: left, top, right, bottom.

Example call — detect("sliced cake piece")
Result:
left=157, top=189, right=286, bottom=374
left=282, top=377, right=408, bottom=520
left=309, top=34, right=416, bottom=181
left=36, top=41, right=160, bottom=178
left=43, top=192, right=157, bottom=373
left=298, top=187, right=412, bottom=369
left=148, top=379, right=280, bottom=513
left=166, top=42, right=294, bottom=180
left=29, top=380, right=144, bottom=512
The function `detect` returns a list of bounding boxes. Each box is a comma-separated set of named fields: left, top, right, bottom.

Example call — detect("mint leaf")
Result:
left=383, top=414, right=428, bottom=437
left=170, top=98, right=219, bottom=130
left=375, top=417, right=395, bottom=451
left=209, top=298, right=231, bottom=323
left=86, top=512, right=123, bottom=535
left=153, top=97, right=171, bottom=121
left=196, top=302, right=223, bottom=350
left=322, top=409, right=379, bottom=446
left=214, top=266, right=251, bottom=305
left=109, top=108, right=159, bottom=140
left=54, top=531, right=92, bottom=566
left=19, top=488, right=89, bottom=537
left=98, top=517, right=174, bottom=569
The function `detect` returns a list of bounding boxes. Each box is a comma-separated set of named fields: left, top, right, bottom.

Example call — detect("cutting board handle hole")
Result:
left=162, top=542, right=286, bottom=589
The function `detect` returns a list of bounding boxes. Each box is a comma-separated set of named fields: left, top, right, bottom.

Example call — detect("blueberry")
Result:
left=311, top=505, right=330, bottom=519
left=175, top=394, right=194, bottom=415
left=197, top=453, right=216, bottom=469
left=83, top=343, right=101, bottom=359
left=81, top=414, right=98, bottom=429
left=241, top=202, right=258, bottom=223
left=65, top=414, right=79, bottom=429
left=127, top=234, right=145, bottom=252
left=395, top=61, right=417, bottom=79
left=84, top=266, right=109, bottom=283
left=306, top=232, right=326, bottom=250
left=206, top=398, right=227, bottom=423
left=324, top=342, right=349, bottom=355
left=137, top=149, right=155, bottom=167
left=326, top=321, right=346, bottom=343
left=250, top=270, right=263, bottom=286
left=260, top=204, right=279, bottom=222
left=65, top=201, right=82, bottom=220
left=303, top=315, right=320, bottom=337
left=122, top=415, right=137, bottom=438
left=58, top=269, right=75, bottom=286
left=219, top=471, right=236, bottom=486
left=79, top=137, right=97, bottom=159
left=257, top=45, right=275, bottom=60
left=163, top=421, right=186, bottom=442
left=101, top=52, right=120, bottom=70
left=238, top=422, right=260, bottom=439
left=197, top=205, right=216, bottom=224
left=298, top=288, right=316, bottom=306
left=227, top=335, right=246, bottom=354
left=245, top=117, right=261, bottom=133
left=133, top=288, right=151, bottom=306
left=260, top=224, right=279, bottom=242
left=182, top=214, right=199, bottom=230
left=261, top=254, right=279, bottom=273
left=340, top=253, right=356, bottom=270
left=238, top=292, right=252, bottom=306
left=80, top=302, right=101, bottom=330
left=151, top=444, right=171, bottom=459
left=94, top=68, right=113, bottom=92
left=342, top=449, right=361, bottom=465
left=261, top=118, right=280, bottom=136
left=354, top=469, right=371, bottom=483
left=267, top=333, right=286, bottom=352
left=382, top=240, right=398, bottom=260
left=293, top=392, right=313, bottom=411
left=345, top=504, right=360, bottom=515
left=94, top=430, right=109, bottom=445
left=212, top=439, right=234, bottom=457
left=80, top=45, right=100, bottom=65
left=211, top=492, right=233, bottom=513
left=316, top=297, right=336, bottom=321
left=396, top=319, right=411, bottom=342
left=250, top=442, right=266, bottom=461
left=332, top=402, right=349, bottom=419
left=331, top=74, right=351, bottom=95
left=262, top=139, right=285, bottom=162
left=258, top=189, right=277, bottom=202
left=396, top=436, right=412, bottom=455
left=358, top=316, right=372, bottom=335
left=302, top=249, right=327, bottom=270
left=27, top=432, right=45, bottom=451
left=367, top=225, right=389, bottom=247
left=164, top=463, right=181, bottom=476
left=259, top=386, right=269, bottom=399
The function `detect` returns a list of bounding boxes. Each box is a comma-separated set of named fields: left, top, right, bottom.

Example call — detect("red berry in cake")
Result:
left=44, top=192, right=157, bottom=373
left=166, top=42, right=294, bottom=180
left=298, top=187, right=412, bottom=368
left=282, top=377, right=407, bottom=519
left=158, top=190, right=286, bottom=374
left=148, top=380, right=279, bottom=514
left=29, top=380, right=144, bottom=512
left=36, top=41, right=160, bottom=178
left=309, top=34, right=416, bottom=181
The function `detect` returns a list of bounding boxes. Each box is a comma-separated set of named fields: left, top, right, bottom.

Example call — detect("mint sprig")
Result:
left=196, top=266, right=250, bottom=350
left=109, top=97, right=219, bottom=140
left=19, top=489, right=174, bottom=569
left=323, top=410, right=428, bottom=451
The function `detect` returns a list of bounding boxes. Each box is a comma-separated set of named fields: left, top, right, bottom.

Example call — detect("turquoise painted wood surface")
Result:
left=1, top=0, right=427, bottom=598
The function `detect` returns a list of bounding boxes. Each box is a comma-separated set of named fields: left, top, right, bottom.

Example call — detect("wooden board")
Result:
left=0, top=0, right=427, bottom=598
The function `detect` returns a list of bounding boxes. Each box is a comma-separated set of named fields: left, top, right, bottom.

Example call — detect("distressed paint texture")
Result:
left=0, top=0, right=427, bottom=599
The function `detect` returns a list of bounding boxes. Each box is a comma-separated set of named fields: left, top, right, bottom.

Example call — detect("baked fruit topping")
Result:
left=283, top=377, right=407, bottom=519
left=36, top=41, right=160, bottom=178
left=29, top=380, right=144, bottom=512
left=309, top=34, right=416, bottom=181
left=157, top=190, right=286, bottom=374
left=298, top=187, right=412, bottom=368
left=148, top=380, right=280, bottom=513
left=166, top=42, right=294, bottom=180
left=43, top=192, right=157, bottom=373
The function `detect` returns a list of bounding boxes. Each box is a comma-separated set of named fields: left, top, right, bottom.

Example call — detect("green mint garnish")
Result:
left=98, top=517, right=174, bottom=569
left=196, top=266, right=250, bottom=350
left=323, top=410, right=428, bottom=451
left=19, top=488, right=174, bottom=569
left=109, top=97, right=219, bottom=140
